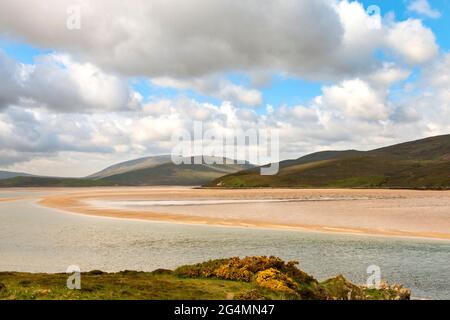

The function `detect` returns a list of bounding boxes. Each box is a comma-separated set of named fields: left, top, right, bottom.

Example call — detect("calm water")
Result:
left=87, top=197, right=367, bottom=209
left=0, top=199, right=449, bottom=299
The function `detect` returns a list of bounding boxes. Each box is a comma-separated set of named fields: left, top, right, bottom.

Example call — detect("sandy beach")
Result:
left=31, top=187, right=450, bottom=241
left=0, top=198, right=21, bottom=203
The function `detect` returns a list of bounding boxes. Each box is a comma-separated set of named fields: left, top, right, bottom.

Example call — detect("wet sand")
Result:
left=0, top=198, right=21, bottom=203
left=34, top=187, right=450, bottom=241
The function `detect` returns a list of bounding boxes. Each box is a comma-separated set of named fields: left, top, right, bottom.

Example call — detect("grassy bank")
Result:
left=0, top=257, right=410, bottom=300
left=0, top=271, right=282, bottom=300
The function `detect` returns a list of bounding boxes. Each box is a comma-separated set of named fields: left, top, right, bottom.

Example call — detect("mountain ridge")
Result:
left=1, top=135, right=449, bottom=188
left=0, top=155, right=254, bottom=187
left=98, top=156, right=255, bottom=186
left=0, top=171, right=34, bottom=180
left=207, top=134, right=450, bottom=189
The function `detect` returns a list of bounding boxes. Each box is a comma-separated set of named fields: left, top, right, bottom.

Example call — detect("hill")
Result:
left=98, top=156, right=254, bottom=186
left=0, top=171, right=33, bottom=180
left=0, top=176, right=115, bottom=188
left=0, top=156, right=254, bottom=187
left=88, top=155, right=173, bottom=179
left=207, top=134, right=450, bottom=189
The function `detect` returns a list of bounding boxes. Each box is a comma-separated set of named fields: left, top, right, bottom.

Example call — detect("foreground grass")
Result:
left=0, top=257, right=411, bottom=300
left=0, top=271, right=285, bottom=300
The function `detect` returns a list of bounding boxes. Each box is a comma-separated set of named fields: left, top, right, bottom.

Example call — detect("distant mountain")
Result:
left=0, top=176, right=115, bottom=188
left=4, top=135, right=449, bottom=189
left=207, top=134, right=450, bottom=189
left=88, top=155, right=173, bottom=179
left=0, top=155, right=254, bottom=187
left=0, top=171, right=33, bottom=180
left=97, top=156, right=255, bottom=186
left=370, top=134, right=450, bottom=160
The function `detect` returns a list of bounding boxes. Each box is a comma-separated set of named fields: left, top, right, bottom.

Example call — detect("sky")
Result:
left=0, top=0, right=449, bottom=177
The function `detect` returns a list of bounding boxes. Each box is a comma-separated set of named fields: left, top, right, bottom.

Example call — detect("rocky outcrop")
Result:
left=175, top=256, right=411, bottom=300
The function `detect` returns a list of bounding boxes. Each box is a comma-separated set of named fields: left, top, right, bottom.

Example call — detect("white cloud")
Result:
left=151, top=76, right=262, bottom=107
left=403, top=53, right=450, bottom=135
left=0, top=0, right=345, bottom=79
left=0, top=51, right=141, bottom=112
left=318, top=79, right=389, bottom=121
left=1, top=64, right=448, bottom=177
left=2, top=52, right=449, bottom=176
left=0, top=51, right=21, bottom=109
left=385, top=19, right=438, bottom=64
left=0, top=0, right=439, bottom=81
left=0, top=1, right=447, bottom=175
left=408, top=0, right=441, bottom=19
left=366, top=63, right=411, bottom=88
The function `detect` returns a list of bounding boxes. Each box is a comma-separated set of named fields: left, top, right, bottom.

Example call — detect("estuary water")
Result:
left=86, top=197, right=367, bottom=208
left=0, top=198, right=449, bottom=299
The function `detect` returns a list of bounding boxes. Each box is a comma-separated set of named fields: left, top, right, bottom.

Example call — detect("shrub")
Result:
left=174, top=256, right=316, bottom=286
left=214, top=264, right=253, bottom=282
left=255, top=268, right=298, bottom=295
left=175, top=258, right=229, bottom=278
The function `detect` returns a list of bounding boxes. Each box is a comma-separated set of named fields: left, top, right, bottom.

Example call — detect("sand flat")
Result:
left=37, top=187, right=450, bottom=240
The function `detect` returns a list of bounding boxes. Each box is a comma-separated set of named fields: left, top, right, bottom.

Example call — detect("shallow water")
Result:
left=88, top=199, right=294, bottom=208
left=87, top=197, right=368, bottom=209
left=0, top=199, right=449, bottom=299
left=0, top=191, right=35, bottom=198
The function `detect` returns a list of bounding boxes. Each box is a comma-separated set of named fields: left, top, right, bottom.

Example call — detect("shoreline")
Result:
left=36, top=187, right=450, bottom=241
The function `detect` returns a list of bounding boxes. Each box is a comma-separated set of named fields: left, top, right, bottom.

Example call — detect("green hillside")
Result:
left=0, top=171, right=33, bottom=180
left=0, top=176, right=115, bottom=188
left=0, top=156, right=253, bottom=187
left=88, top=155, right=173, bottom=179
left=101, top=159, right=254, bottom=186
left=2, top=136, right=448, bottom=188
left=207, top=135, right=450, bottom=189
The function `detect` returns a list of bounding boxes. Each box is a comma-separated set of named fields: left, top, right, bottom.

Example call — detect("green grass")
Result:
left=327, top=176, right=387, bottom=188
left=0, top=176, right=116, bottom=188
left=207, top=134, right=450, bottom=189
left=0, top=257, right=410, bottom=300
left=208, top=157, right=450, bottom=189
left=0, top=271, right=286, bottom=300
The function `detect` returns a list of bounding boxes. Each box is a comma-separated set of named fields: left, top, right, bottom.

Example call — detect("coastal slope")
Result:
left=0, top=256, right=410, bottom=300
left=207, top=134, right=450, bottom=189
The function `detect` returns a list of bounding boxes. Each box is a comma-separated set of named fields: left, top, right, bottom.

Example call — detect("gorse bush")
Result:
left=174, top=256, right=411, bottom=300
left=175, top=256, right=316, bottom=285
left=174, top=258, right=229, bottom=279
left=255, top=268, right=298, bottom=295
left=214, top=264, right=253, bottom=282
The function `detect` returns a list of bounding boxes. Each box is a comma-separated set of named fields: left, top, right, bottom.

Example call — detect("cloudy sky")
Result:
left=0, top=0, right=449, bottom=177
